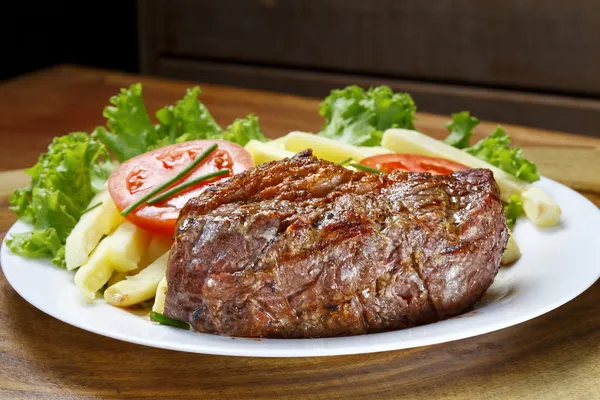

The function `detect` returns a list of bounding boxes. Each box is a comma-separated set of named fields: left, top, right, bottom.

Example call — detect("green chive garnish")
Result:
left=81, top=202, right=102, bottom=215
left=120, top=144, right=219, bottom=217
left=338, top=157, right=353, bottom=165
left=147, top=169, right=230, bottom=205
left=349, top=162, right=382, bottom=175
left=150, top=311, right=190, bottom=330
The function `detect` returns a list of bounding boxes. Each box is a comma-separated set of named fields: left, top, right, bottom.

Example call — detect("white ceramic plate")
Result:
left=2, top=177, right=599, bottom=358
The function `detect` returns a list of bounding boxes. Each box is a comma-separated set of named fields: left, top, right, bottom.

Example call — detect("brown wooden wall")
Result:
left=138, top=0, right=600, bottom=137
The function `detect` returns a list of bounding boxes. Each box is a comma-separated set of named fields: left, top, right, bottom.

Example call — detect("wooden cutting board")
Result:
left=0, top=65, right=599, bottom=400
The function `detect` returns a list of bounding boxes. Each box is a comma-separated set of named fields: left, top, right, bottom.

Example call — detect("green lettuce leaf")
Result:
left=160, top=86, right=222, bottom=141
left=465, top=127, right=540, bottom=183
left=95, top=84, right=233, bottom=158
left=443, top=111, right=479, bottom=149
left=6, top=228, right=63, bottom=261
left=8, top=132, right=112, bottom=267
left=9, top=188, right=34, bottom=224
left=52, top=246, right=67, bottom=269
left=222, top=114, right=268, bottom=146
left=94, top=83, right=157, bottom=162
left=91, top=160, right=117, bottom=192
left=504, top=195, right=524, bottom=230
left=29, top=188, right=79, bottom=242
left=317, top=85, right=416, bottom=146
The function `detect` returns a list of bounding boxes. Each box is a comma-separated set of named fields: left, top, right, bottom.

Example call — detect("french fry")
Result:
left=357, top=146, right=393, bottom=158
left=107, top=270, right=128, bottom=287
left=73, top=220, right=151, bottom=299
left=381, top=128, right=561, bottom=227
left=245, top=139, right=295, bottom=166
left=152, top=277, right=168, bottom=313
left=65, top=188, right=124, bottom=270
left=269, top=135, right=290, bottom=149
left=250, top=133, right=393, bottom=167
left=521, top=187, right=562, bottom=228
left=105, top=221, right=151, bottom=273
left=104, top=251, right=169, bottom=307
left=284, top=131, right=389, bottom=163
left=73, top=237, right=115, bottom=299
left=501, top=231, right=521, bottom=265
left=139, top=234, right=173, bottom=270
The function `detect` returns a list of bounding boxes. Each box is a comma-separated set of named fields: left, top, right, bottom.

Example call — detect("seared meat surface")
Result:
left=164, top=150, right=508, bottom=338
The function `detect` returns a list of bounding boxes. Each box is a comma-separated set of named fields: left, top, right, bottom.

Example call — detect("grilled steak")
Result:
left=163, top=150, right=508, bottom=338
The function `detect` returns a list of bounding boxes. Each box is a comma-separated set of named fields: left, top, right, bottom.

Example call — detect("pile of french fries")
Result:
left=66, top=128, right=560, bottom=311
left=66, top=187, right=172, bottom=310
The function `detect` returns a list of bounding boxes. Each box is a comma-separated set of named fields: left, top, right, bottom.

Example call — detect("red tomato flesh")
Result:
left=108, top=140, right=253, bottom=236
left=360, top=153, right=469, bottom=175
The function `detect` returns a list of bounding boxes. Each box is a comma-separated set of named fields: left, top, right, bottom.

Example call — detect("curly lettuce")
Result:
left=7, top=133, right=114, bottom=267
left=318, top=85, right=416, bottom=146
left=222, top=114, right=268, bottom=146
left=6, top=228, right=63, bottom=261
left=443, top=112, right=540, bottom=183
left=154, top=86, right=223, bottom=144
left=93, top=84, right=267, bottom=160
left=504, top=195, right=524, bottom=230
left=93, top=83, right=157, bottom=162
left=466, top=127, right=540, bottom=183
left=443, top=111, right=479, bottom=149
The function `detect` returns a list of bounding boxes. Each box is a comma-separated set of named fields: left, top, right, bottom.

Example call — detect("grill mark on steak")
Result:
left=164, top=150, right=508, bottom=338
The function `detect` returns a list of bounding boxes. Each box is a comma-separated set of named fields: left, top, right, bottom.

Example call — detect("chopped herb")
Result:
left=147, top=169, right=230, bottom=205
left=349, top=162, right=382, bottom=174
left=81, top=202, right=102, bottom=215
left=150, top=311, right=190, bottom=330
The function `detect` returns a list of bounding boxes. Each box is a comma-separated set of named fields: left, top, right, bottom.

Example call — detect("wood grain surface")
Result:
left=0, top=65, right=598, bottom=399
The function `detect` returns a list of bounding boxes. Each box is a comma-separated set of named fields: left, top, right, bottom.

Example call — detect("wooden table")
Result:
left=1, top=65, right=598, bottom=399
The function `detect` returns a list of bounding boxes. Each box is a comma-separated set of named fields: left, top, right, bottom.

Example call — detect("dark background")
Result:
left=1, top=1, right=138, bottom=81
left=2, top=1, right=600, bottom=138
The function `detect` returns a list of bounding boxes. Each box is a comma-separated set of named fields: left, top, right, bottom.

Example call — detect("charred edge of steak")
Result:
left=164, top=150, right=509, bottom=338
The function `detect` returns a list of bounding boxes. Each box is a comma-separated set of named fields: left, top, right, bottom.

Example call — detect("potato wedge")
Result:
left=73, top=236, right=115, bottom=299
left=270, top=135, right=290, bottom=149
left=104, top=251, right=169, bottom=307
left=381, top=128, right=561, bottom=227
left=501, top=231, right=521, bottom=265
left=152, top=277, right=168, bottom=313
left=521, top=187, right=562, bottom=228
left=139, top=234, right=173, bottom=269
left=65, top=188, right=123, bottom=270
left=73, top=220, right=151, bottom=299
left=104, top=221, right=151, bottom=272
left=284, top=131, right=381, bottom=163
left=251, top=133, right=392, bottom=166
left=357, top=146, right=393, bottom=158
left=105, top=234, right=170, bottom=288
left=245, top=139, right=295, bottom=166
left=107, top=270, right=128, bottom=287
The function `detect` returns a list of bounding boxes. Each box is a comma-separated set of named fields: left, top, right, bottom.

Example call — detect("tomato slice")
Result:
left=360, top=153, right=469, bottom=175
left=108, top=140, right=254, bottom=235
